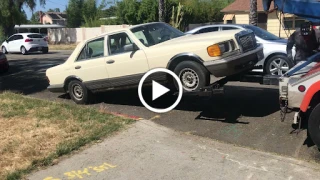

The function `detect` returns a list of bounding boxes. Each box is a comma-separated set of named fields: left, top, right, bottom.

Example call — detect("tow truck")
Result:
left=185, top=0, right=320, bottom=149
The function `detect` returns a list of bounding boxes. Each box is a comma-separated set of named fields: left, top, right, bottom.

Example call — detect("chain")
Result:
left=280, top=99, right=288, bottom=122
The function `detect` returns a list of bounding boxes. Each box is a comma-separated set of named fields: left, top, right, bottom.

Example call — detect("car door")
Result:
left=71, top=36, right=110, bottom=91
left=6, top=35, right=17, bottom=52
left=105, top=31, right=149, bottom=87
left=13, top=35, right=24, bottom=52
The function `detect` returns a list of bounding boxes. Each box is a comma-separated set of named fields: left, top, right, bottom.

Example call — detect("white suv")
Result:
left=1, top=33, right=49, bottom=55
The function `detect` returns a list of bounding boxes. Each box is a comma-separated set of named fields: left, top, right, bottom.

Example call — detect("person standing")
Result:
left=287, top=22, right=320, bottom=65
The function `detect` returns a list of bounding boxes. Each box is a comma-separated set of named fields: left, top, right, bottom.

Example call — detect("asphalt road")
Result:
left=1, top=51, right=320, bottom=163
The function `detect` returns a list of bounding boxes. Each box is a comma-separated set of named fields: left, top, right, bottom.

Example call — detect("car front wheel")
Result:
left=68, top=80, right=93, bottom=104
left=173, top=61, right=210, bottom=92
left=2, top=46, right=7, bottom=54
left=265, top=55, right=293, bottom=75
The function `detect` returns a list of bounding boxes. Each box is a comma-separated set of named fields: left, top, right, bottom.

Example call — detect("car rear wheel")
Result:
left=173, top=61, right=210, bottom=92
left=265, top=55, right=293, bottom=75
left=21, top=46, right=28, bottom=55
left=42, top=49, right=48, bottom=54
left=2, top=46, right=7, bottom=54
left=68, top=80, right=93, bottom=104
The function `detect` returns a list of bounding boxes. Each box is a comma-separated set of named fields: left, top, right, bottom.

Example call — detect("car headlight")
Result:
left=207, top=44, right=223, bottom=57
left=207, top=40, right=234, bottom=57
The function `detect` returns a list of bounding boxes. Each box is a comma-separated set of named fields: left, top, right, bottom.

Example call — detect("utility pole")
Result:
left=159, top=0, right=165, bottom=22
left=249, top=0, right=258, bottom=26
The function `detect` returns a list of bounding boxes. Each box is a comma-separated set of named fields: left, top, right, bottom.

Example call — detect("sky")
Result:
left=23, top=0, right=116, bottom=20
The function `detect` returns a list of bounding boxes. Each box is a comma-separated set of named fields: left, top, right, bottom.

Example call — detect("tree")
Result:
left=48, top=8, right=61, bottom=12
left=249, top=0, right=257, bottom=26
left=116, top=0, right=140, bottom=24
left=138, top=0, right=158, bottom=23
left=30, top=11, right=41, bottom=24
left=0, top=0, right=46, bottom=37
left=82, top=0, right=97, bottom=20
left=159, top=0, right=165, bottom=22
left=66, top=0, right=84, bottom=28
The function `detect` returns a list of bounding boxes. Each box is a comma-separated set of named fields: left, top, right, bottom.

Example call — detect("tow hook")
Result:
left=290, top=111, right=302, bottom=135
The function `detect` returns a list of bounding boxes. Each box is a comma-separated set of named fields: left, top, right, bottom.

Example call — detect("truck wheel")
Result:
left=68, top=80, right=93, bottom=104
left=265, top=55, right=293, bottom=75
left=173, top=61, right=210, bottom=92
left=308, top=103, right=320, bottom=148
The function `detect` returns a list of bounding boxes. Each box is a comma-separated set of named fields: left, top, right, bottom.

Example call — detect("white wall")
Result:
left=48, top=25, right=132, bottom=44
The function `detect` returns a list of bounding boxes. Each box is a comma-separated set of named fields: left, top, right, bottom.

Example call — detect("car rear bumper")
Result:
left=47, top=84, right=65, bottom=93
left=203, top=44, right=264, bottom=77
left=28, top=46, right=49, bottom=52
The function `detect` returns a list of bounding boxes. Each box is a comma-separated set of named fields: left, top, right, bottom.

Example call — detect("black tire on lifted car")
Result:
left=68, top=80, right=94, bottom=104
left=308, top=103, right=320, bottom=148
left=173, top=61, right=210, bottom=92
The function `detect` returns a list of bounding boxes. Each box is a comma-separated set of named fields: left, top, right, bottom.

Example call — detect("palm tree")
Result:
left=249, top=0, right=257, bottom=26
left=159, top=0, right=165, bottom=22
left=1, top=0, right=46, bottom=36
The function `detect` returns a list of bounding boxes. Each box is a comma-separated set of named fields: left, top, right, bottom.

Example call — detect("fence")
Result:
left=48, top=25, right=132, bottom=44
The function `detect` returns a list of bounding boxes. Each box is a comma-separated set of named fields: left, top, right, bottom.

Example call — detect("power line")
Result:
left=46, top=0, right=66, bottom=7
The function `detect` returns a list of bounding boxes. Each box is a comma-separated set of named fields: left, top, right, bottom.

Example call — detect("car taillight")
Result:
left=25, top=39, right=33, bottom=42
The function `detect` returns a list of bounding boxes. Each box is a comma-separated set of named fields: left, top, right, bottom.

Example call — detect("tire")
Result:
left=68, top=80, right=93, bottom=104
left=173, top=61, right=210, bottom=92
left=308, top=103, right=320, bottom=149
left=265, top=55, right=293, bottom=75
left=42, top=49, right=48, bottom=54
left=21, top=46, right=28, bottom=55
left=2, top=46, right=7, bottom=54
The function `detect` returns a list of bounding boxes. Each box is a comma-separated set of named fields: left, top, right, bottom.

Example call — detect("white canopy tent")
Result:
left=14, top=24, right=65, bottom=34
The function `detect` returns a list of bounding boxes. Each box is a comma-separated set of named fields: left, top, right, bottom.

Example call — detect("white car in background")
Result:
left=186, top=24, right=296, bottom=75
left=1, top=33, right=49, bottom=55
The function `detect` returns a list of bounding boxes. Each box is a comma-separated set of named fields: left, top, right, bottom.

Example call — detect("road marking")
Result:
left=43, top=162, right=117, bottom=180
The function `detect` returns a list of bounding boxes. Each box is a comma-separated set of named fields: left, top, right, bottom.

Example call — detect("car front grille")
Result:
left=237, top=32, right=257, bottom=53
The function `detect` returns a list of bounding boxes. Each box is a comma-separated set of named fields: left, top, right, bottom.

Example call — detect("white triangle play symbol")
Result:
left=152, top=80, right=170, bottom=101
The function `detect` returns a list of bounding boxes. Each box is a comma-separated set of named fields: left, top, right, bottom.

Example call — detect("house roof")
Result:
left=221, top=0, right=274, bottom=13
left=46, top=12, right=67, bottom=20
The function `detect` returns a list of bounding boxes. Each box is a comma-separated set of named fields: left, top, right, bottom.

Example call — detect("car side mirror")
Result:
left=124, top=43, right=139, bottom=52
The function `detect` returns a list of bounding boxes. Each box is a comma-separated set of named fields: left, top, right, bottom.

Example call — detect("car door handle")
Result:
left=75, top=66, right=81, bottom=69
left=107, top=60, right=115, bottom=64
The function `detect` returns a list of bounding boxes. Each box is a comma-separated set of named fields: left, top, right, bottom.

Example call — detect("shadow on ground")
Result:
left=0, top=58, right=64, bottom=94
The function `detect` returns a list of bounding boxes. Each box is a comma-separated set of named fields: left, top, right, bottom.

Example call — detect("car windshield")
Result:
left=243, top=25, right=281, bottom=40
left=130, top=23, right=185, bottom=47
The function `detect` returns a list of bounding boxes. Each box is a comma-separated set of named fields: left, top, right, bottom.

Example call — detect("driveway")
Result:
left=1, top=51, right=320, bottom=163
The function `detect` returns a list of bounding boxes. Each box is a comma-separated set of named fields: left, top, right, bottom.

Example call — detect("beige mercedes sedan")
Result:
left=46, top=22, right=264, bottom=104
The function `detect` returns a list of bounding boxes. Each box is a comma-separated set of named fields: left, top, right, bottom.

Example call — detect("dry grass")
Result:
left=49, top=44, right=78, bottom=50
left=0, top=92, right=134, bottom=180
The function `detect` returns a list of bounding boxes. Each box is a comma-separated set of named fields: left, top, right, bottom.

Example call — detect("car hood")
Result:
left=153, top=29, right=242, bottom=47
left=263, top=38, right=287, bottom=44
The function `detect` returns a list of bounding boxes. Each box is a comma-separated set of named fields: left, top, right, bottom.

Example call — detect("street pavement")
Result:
left=28, top=120, right=320, bottom=180
left=1, top=51, right=320, bottom=178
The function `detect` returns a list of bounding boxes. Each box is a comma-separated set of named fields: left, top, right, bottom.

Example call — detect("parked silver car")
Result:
left=185, top=24, right=296, bottom=75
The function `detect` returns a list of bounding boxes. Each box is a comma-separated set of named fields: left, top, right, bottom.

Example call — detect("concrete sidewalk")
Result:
left=28, top=120, right=320, bottom=180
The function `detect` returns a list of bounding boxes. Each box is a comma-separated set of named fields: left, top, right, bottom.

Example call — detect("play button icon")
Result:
left=152, top=81, right=170, bottom=101
left=138, top=68, right=183, bottom=113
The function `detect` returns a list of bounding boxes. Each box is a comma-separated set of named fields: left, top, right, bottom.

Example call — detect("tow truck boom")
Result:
left=263, top=0, right=320, bottom=24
